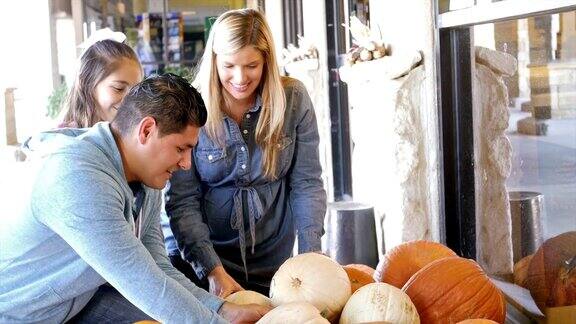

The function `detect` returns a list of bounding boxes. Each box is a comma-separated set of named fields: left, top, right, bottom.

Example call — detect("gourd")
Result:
left=339, top=283, right=420, bottom=324
left=374, top=240, right=457, bottom=288
left=402, top=257, right=506, bottom=324
left=269, top=252, right=351, bottom=321
left=343, top=264, right=375, bottom=293
left=225, top=290, right=272, bottom=307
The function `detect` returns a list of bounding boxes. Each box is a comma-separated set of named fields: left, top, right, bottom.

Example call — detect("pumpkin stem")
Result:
left=291, top=277, right=302, bottom=288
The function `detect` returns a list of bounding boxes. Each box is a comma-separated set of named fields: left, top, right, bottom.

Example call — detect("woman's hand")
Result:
left=218, top=302, right=271, bottom=323
left=208, top=266, right=244, bottom=298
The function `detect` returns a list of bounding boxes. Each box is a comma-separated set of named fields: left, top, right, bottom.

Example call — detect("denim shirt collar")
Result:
left=222, top=95, right=262, bottom=120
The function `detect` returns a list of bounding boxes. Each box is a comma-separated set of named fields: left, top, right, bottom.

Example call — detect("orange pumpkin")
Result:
left=343, top=265, right=375, bottom=292
left=456, top=320, right=499, bottom=324
left=524, top=231, right=576, bottom=311
left=549, top=256, right=576, bottom=308
left=513, top=254, right=533, bottom=288
left=402, top=257, right=506, bottom=324
left=344, top=263, right=376, bottom=278
left=374, top=240, right=457, bottom=288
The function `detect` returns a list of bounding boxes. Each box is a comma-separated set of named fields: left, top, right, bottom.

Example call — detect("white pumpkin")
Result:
left=269, top=252, right=351, bottom=321
left=256, top=302, right=330, bottom=324
left=339, top=283, right=420, bottom=324
left=225, top=290, right=272, bottom=307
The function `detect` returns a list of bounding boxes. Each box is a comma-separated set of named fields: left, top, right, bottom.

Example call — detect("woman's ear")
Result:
left=137, top=116, right=157, bottom=144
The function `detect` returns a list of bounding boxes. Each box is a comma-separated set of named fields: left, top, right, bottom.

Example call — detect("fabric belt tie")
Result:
left=230, top=186, right=263, bottom=280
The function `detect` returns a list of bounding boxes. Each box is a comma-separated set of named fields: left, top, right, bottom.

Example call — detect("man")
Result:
left=0, top=74, right=269, bottom=323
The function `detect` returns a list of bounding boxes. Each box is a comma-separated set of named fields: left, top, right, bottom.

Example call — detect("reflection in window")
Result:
left=473, top=11, right=576, bottom=261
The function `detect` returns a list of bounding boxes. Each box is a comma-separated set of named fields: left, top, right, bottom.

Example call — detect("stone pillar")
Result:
left=473, top=47, right=517, bottom=276
left=494, top=20, right=519, bottom=106
left=340, top=54, right=432, bottom=254
left=518, top=16, right=552, bottom=135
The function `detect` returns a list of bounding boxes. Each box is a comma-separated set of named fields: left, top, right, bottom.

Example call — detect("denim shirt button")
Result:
left=246, top=113, right=251, bottom=119
left=241, top=164, right=246, bottom=170
left=243, top=129, right=248, bottom=134
left=208, top=154, right=213, bottom=161
left=240, top=146, right=245, bottom=152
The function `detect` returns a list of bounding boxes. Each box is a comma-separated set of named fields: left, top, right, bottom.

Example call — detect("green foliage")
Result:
left=164, top=65, right=195, bottom=84
left=46, top=82, right=68, bottom=119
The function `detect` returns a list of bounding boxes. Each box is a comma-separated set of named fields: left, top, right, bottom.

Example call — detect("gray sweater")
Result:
left=0, top=123, right=227, bottom=323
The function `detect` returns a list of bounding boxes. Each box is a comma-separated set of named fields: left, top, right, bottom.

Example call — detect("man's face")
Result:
left=140, top=123, right=199, bottom=189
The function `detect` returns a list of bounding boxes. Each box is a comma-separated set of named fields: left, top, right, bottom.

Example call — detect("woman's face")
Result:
left=94, top=58, right=142, bottom=122
left=216, top=45, right=264, bottom=105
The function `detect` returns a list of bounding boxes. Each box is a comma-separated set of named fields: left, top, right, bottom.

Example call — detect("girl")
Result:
left=61, top=39, right=142, bottom=127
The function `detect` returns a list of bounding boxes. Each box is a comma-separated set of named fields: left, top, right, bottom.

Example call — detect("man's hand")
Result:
left=208, top=266, right=244, bottom=298
left=218, top=301, right=271, bottom=324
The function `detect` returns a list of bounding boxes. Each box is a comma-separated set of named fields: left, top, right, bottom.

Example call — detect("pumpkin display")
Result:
left=269, top=252, right=351, bottom=321
left=339, top=283, right=420, bottom=324
left=524, top=231, right=576, bottom=311
left=374, top=240, right=457, bottom=288
left=456, top=320, right=499, bottom=324
left=513, top=254, right=533, bottom=288
left=402, top=257, right=506, bottom=324
left=225, top=290, right=272, bottom=307
left=256, top=302, right=330, bottom=324
left=343, top=265, right=375, bottom=293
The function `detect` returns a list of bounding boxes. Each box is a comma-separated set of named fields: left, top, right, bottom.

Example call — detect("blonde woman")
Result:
left=163, top=8, right=326, bottom=297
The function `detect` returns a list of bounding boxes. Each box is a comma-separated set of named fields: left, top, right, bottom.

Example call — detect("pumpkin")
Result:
left=456, top=320, right=499, bottom=324
left=269, top=253, right=351, bottom=322
left=344, top=263, right=375, bottom=277
left=256, top=302, right=330, bottom=324
left=402, top=257, right=506, bottom=324
left=225, top=290, right=272, bottom=307
left=374, top=240, right=457, bottom=288
left=339, top=283, right=420, bottom=324
left=343, top=265, right=375, bottom=293
left=513, top=255, right=533, bottom=288
left=525, top=231, right=576, bottom=311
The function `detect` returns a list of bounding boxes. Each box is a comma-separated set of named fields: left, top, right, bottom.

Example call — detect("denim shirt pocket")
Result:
left=195, top=147, right=229, bottom=183
left=277, top=136, right=295, bottom=177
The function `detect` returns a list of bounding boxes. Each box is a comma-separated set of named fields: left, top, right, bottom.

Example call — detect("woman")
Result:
left=61, top=38, right=142, bottom=127
left=164, top=8, right=327, bottom=297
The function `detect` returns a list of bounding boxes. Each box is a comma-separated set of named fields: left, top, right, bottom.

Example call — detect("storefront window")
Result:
left=472, top=11, right=576, bottom=261
left=71, top=0, right=247, bottom=77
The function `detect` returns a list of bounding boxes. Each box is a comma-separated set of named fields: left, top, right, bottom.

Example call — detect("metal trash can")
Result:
left=323, top=201, right=378, bottom=268
left=509, top=191, right=545, bottom=263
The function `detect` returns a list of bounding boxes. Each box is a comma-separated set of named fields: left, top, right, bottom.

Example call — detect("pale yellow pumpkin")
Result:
left=256, top=302, right=330, bottom=324
left=269, top=253, right=351, bottom=322
left=225, top=290, right=272, bottom=307
left=339, top=283, right=420, bottom=324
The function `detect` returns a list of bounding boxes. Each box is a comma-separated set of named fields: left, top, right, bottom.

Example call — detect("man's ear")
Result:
left=137, top=116, right=157, bottom=144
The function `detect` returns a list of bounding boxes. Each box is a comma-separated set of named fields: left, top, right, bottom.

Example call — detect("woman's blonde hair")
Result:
left=193, top=8, right=286, bottom=179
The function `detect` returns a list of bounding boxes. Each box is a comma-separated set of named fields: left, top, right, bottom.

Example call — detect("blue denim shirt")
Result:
left=163, top=78, right=326, bottom=286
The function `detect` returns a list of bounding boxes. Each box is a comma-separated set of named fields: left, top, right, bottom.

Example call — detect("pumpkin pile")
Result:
left=244, top=240, right=511, bottom=323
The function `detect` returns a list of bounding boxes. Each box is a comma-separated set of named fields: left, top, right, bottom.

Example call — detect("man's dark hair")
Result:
left=112, top=74, right=207, bottom=136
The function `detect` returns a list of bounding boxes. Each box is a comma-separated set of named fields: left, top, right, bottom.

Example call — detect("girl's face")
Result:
left=216, top=45, right=264, bottom=105
left=94, top=58, right=142, bottom=122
